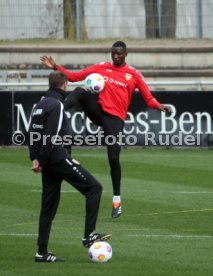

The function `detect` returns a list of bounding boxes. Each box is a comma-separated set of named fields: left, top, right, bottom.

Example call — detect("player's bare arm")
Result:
left=40, top=56, right=57, bottom=70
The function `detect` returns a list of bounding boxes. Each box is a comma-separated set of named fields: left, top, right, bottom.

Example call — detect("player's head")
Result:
left=111, top=41, right=127, bottom=67
left=49, top=71, right=68, bottom=91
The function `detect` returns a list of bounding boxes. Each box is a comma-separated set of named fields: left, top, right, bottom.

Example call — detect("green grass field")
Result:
left=0, top=147, right=213, bottom=276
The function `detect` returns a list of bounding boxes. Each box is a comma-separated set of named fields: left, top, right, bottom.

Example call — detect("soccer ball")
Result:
left=84, top=73, right=105, bottom=93
left=88, top=241, right=112, bottom=263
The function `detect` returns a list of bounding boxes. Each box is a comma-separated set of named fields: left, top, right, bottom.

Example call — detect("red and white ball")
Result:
left=88, top=241, right=112, bottom=263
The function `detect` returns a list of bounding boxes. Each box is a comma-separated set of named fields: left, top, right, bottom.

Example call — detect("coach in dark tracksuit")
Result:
left=28, top=71, right=110, bottom=263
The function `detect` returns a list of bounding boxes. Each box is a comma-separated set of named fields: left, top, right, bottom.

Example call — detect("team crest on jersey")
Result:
left=125, top=73, right=132, bottom=80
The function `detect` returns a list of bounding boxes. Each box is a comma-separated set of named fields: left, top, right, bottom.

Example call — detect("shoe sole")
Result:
left=84, top=234, right=112, bottom=248
left=99, top=233, right=111, bottom=242
left=35, top=258, right=65, bottom=263
left=112, top=213, right=121, bottom=218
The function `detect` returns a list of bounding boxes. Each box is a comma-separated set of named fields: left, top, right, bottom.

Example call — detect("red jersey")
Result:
left=57, top=62, right=160, bottom=121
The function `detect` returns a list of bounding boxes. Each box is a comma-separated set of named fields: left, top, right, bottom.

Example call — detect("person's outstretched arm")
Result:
left=136, top=72, right=172, bottom=113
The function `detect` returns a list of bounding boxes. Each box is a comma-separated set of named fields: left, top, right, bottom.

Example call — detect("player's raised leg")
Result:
left=102, top=113, right=124, bottom=218
left=64, top=87, right=103, bottom=126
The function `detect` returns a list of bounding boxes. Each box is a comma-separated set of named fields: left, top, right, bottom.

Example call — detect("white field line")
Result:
left=172, top=191, right=213, bottom=194
left=0, top=233, right=212, bottom=239
left=31, top=189, right=212, bottom=194
left=30, top=189, right=108, bottom=193
left=0, top=233, right=37, bottom=236
left=128, top=234, right=213, bottom=239
left=30, top=189, right=78, bottom=193
left=101, top=208, right=213, bottom=219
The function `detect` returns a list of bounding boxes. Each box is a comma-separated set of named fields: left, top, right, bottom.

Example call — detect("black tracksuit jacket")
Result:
left=28, top=88, right=71, bottom=167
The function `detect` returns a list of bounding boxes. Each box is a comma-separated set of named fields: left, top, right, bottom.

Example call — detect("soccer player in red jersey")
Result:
left=41, top=41, right=171, bottom=219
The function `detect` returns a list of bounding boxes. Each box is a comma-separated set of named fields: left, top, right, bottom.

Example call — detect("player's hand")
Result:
left=40, top=55, right=57, bottom=69
left=158, top=104, right=172, bottom=113
left=32, top=159, right=43, bottom=173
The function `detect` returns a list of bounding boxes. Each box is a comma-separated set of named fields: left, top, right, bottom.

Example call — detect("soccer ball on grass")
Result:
left=88, top=241, right=112, bottom=263
left=84, top=73, right=105, bottom=93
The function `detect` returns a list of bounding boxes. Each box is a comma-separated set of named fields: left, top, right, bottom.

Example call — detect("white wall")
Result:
left=84, top=0, right=146, bottom=39
left=0, top=0, right=64, bottom=40
left=176, top=0, right=213, bottom=38
left=85, top=0, right=213, bottom=39
left=0, top=0, right=213, bottom=40
left=202, top=0, right=213, bottom=38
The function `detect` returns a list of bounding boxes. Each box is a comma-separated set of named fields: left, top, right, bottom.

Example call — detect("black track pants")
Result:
left=37, top=158, right=102, bottom=248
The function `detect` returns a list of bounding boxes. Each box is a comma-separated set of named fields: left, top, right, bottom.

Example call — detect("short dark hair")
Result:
left=112, top=41, right=127, bottom=50
left=49, top=71, right=68, bottom=89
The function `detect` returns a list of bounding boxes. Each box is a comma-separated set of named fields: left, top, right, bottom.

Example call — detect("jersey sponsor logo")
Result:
left=32, top=108, right=43, bottom=116
left=104, top=76, right=127, bottom=88
left=125, top=73, right=132, bottom=80
left=106, top=69, right=112, bottom=72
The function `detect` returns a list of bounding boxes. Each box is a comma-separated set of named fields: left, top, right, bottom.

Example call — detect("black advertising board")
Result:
left=126, top=91, right=213, bottom=147
left=1, top=90, right=213, bottom=147
left=0, top=92, right=12, bottom=145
